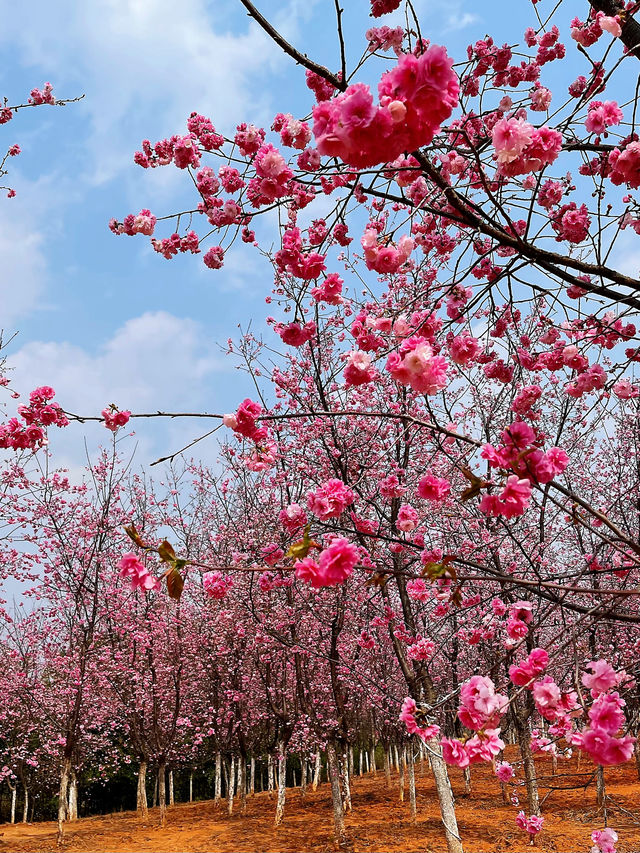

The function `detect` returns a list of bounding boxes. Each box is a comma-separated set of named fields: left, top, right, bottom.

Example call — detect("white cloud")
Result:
left=0, top=0, right=310, bottom=185
left=0, top=206, right=46, bottom=330
left=6, top=310, right=228, bottom=468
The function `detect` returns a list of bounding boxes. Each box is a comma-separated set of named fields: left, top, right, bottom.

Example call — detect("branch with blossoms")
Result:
left=0, top=84, right=84, bottom=197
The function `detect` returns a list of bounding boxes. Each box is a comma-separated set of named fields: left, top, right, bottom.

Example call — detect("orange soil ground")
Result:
left=1, top=753, right=639, bottom=853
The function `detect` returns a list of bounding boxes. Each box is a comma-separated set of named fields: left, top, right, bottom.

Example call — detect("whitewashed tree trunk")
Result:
left=274, top=741, right=286, bottom=826
left=227, top=756, right=235, bottom=816
left=430, top=745, right=464, bottom=853
left=268, top=754, right=275, bottom=797
left=359, top=748, right=363, bottom=776
left=169, top=770, right=174, bottom=806
left=341, top=751, right=352, bottom=812
left=137, top=760, right=148, bottom=817
left=158, top=761, right=167, bottom=826
left=22, top=786, right=29, bottom=824
left=370, top=744, right=377, bottom=776
left=189, top=772, right=193, bottom=803
left=57, top=756, right=72, bottom=844
left=365, top=750, right=370, bottom=773
left=9, top=782, right=16, bottom=824
left=250, top=756, right=255, bottom=795
left=239, top=756, right=247, bottom=814
left=399, top=746, right=405, bottom=802
left=384, top=747, right=392, bottom=788
left=214, top=753, right=222, bottom=803
left=393, top=744, right=400, bottom=773
left=327, top=742, right=347, bottom=849
left=408, top=749, right=417, bottom=822
left=68, top=769, right=78, bottom=821
left=312, top=750, right=321, bottom=790
left=300, top=758, right=307, bottom=796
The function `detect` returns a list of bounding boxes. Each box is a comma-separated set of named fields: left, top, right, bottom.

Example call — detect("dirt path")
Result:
left=1, top=754, right=639, bottom=852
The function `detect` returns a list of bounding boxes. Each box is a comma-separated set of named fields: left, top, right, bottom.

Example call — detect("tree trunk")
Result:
left=57, top=756, right=72, bottom=845
left=348, top=746, right=354, bottom=781
left=189, top=772, right=193, bottom=803
left=168, top=770, right=174, bottom=806
left=384, top=747, right=392, bottom=789
left=274, top=741, right=286, bottom=826
left=341, top=751, right=352, bottom=812
left=267, top=754, right=275, bottom=797
left=365, top=750, right=370, bottom=773
left=515, top=712, right=540, bottom=816
left=250, top=756, right=255, bottom=796
left=153, top=773, right=158, bottom=808
left=359, top=748, right=364, bottom=776
left=393, top=744, right=400, bottom=773
left=9, top=783, right=16, bottom=824
left=22, top=786, right=29, bottom=824
left=227, top=756, right=235, bottom=816
left=462, top=766, right=471, bottom=795
left=399, top=746, right=405, bottom=802
left=312, top=750, right=321, bottom=790
left=137, top=760, right=148, bottom=817
left=158, top=761, right=167, bottom=826
left=370, top=744, right=377, bottom=776
left=68, top=768, right=78, bottom=821
left=408, top=748, right=417, bottom=822
left=430, top=744, right=464, bottom=853
left=327, top=741, right=348, bottom=850
left=596, top=765, right=607, bottom=811
left=214, top=753, right=222, bottom=803
left=300, top=758, right=307, bottom=796
left=239, top=755, right=247, bottom=814
left=635, top=738, right=640, bottom=781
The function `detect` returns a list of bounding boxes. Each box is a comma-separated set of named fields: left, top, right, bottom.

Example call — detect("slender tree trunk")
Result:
left=239, top=755, right=247, bottom=814
left=430, top=745, right=464, bottom=853
left=189, top=772, right=193, bottom=803
left=359, top=748, right=364, bottom=776
left=348, top=746, right=354, bottom=781
left=268, top=754, right=275, bottom=797
left=462, top=766, right=471, bottom=795
left=9, top=783, right=16, bottom=824
left=168, top=770, right=174, bottom=806
left=250, top=756, right=255, bottom=796
left=68, top=768, right=78, bottom=821
left=158, top=761, right=167, bottom=826
left=23, top=786, right=29, bottom=824
left=365, top=750, right=370, bottom=773
left=399, top=746, right=406, bottom=802
left=515, top=712, right=540, bottom=816
left=153, top=773, right=158, bottom=807
left=214, top=753, right=222, bottom=803
left=274, top=741, right=286, bottom=826
left=370, top=744, right=377, bottom=776
left=341, top=751, right=352, bottom=812
left=57, top=756, right=72, bottom=844
left=312, top=750, right=322, bottom=790
left=327, top=741, right=348, bottom=850
left=596, top=765, right=607, bottom=811
left=393, top=744, right=400, bottom=773
left=300, top=758, right=307, bottom=796
left=408, top=748, right=417, bottom=822
left=384, top=747, right=392, bottom=789
left=137, top=760, right=148, bottom=818
left=227, top=756, right=235, bottom=816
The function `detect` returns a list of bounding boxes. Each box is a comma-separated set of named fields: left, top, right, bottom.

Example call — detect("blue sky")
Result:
left=0, top=0, right=583, bottom=471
